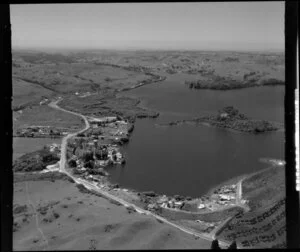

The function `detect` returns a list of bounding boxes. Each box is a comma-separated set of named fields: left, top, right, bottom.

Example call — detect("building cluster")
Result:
left=68, top=138, right=125, bottom=183
left=197, top=184, right=237, bottom=211
left=74, top=91, right=92, bottom=98
left=48, top=143, right=61, bottom=154
left=65, top=115, right=133, bottom=185
left=146, top=194, right=185, bottom=211
left=16, top=126, right=68, bottom=138
left=85, top=116, right=132, bottom=145
left=39, top=98, right=49, bottom=105
left=69, top=152, right=107, bottom=183
left=87, top=116, right=119, bottom=126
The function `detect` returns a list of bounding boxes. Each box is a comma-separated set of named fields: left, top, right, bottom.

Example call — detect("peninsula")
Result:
left=157, top=106, right=284, bottom=134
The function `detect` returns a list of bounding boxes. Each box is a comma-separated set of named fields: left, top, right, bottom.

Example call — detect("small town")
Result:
left=143, top=184, right=241, bottom=213
left=63, top=116, right=132, bottom=184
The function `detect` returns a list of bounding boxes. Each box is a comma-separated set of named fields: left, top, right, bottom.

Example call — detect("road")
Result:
left=236, top=178, right=250, bottom=212
left=49, top=99, right=232, bottom=248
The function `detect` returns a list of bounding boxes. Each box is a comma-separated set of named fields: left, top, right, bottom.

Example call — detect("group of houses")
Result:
left=74, top=91, right=92, bottom=98
left=197, top=184, right=237, bottom=211
left=48, top=143, right=61, bottom=154
left=16, top=126, right=68, bottom=138
left=39, top=98, right=49, bottom=106
left=68, top=136, right=125, bottom=184
left=85, top=116, right=132, bottom=145
left=147, top=194, right=185, bottom=211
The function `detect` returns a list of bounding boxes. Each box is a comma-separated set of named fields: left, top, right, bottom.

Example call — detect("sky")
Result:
left=10, top=2, right=285, bottom=51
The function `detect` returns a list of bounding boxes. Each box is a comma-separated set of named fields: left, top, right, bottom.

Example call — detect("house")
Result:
left=220, top=113, right=229, bottom=119
left=161, top=203, right=168, bottom=208
left=219, top=194, right=235, bottom=201
left=116, top=120, right=127, bottom=125
left=168, top=200, right=175, bottom=208
left=198, top=203, right=206, bottom=209
left=174, top=201, right=183, bottom=207
left=157, top=195, right=169, bottom=204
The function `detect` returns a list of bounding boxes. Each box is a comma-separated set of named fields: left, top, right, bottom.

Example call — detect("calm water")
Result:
left=13, top=137, right=61, bottom=161
left=109, top=74, right=285, bottom=197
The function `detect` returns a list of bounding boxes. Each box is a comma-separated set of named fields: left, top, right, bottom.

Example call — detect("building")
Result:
left=174, top=201, right=183, bottom=208
left=219, top=194, right=235, bottom=201
left=220, top=113, right=229, bottom=119
left=198, top=203, right=206, bottom=209
left=157, top=195, right=169, bottom=204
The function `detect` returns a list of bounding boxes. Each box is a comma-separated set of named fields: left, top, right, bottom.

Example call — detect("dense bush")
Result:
left=13, top=148, right=59, bottom=172
left=13, top=204, right=28, bottom=214
left=68, top=159, right=77, bottom=168
left=95, top=149, right=108, bottom=160
left=84, top=160, right=95, bottom=169
left=81, top=150, right=94, bottom=162
left=76, top=183, right=91, bottom=194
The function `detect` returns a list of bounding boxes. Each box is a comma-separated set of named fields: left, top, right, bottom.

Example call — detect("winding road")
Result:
left=48, top=99, right=236, bottom=248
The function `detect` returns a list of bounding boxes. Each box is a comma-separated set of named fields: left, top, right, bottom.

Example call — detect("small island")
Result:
left=157, top=106, right=284, bottom=134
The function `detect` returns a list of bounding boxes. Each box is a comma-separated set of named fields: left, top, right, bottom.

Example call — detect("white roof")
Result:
left=198, top=204, right=206, bottom=209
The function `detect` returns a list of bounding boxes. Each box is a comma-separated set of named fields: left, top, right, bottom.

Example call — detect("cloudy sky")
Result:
left=10, top=2, right=284, bottom=51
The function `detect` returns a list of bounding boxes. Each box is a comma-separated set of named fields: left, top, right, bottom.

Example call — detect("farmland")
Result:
left=215, top=165, right=285, bottom=248
left=12, top=49, right=285, bottom=249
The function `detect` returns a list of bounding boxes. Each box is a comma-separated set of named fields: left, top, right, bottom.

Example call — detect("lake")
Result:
left=13, top=137, right=61, bottom=161
left=109, top=74, right=285, bottom=197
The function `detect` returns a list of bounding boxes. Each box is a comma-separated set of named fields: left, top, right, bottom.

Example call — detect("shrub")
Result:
left=76, top=184, right=91, bottom=194
left=81, top=150, right=94, bottom=162
left=228, top=241, right=237, bottom=249
left=68, top=159, right=77, bottom=168
left=84, top=160, right=95, bottom=169
left=211, top=239, right=221, bottom=250
left=53, top=212, right=60, bottom=219
left=13, top=205, right=27, bottom=214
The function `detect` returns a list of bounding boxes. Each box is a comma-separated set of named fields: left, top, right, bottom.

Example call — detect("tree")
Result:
left=211, top=239, right=221, bottom=250
left=81, top=150, right=94, bottom=162
left=227, top=241, right=237, bottom=249
left=95, top=148, right=108, bottom=160
left=84, top=160, right=95, bottom=169
left=68, top=159, right=77, bottom=168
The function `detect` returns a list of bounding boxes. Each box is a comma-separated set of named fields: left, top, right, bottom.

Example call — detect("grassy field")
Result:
left=242, top=165, right=285, bottom=211
left=13, top=173, right=211, bottom=250
left=13, top=105, right=84, bottom=134
left=59, top=93, right=159, bottom=121
left=215, top=165, right=286, bottom=248
left=11, top=49, right=285, bottom=249
left=13, top=62, right=156, bottom=94
left=12, top=78, right=55, bottom=110
left=159, top=206, right=243, bottom=223
left=13, top=50, right=284, bottom=92
left=216, top=197, right=286, bottom=249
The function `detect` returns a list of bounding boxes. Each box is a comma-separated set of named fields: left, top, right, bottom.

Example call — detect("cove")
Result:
left=109, top=74, right=285, bottom=197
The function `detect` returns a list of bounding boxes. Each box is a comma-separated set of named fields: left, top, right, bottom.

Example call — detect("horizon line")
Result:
left=12, top=46, right=285, bottom=54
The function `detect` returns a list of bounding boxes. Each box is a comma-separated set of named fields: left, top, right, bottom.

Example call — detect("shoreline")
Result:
left=13, top=96, right=285, bottom=249
left=13, top=50, right=286, bottom=249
